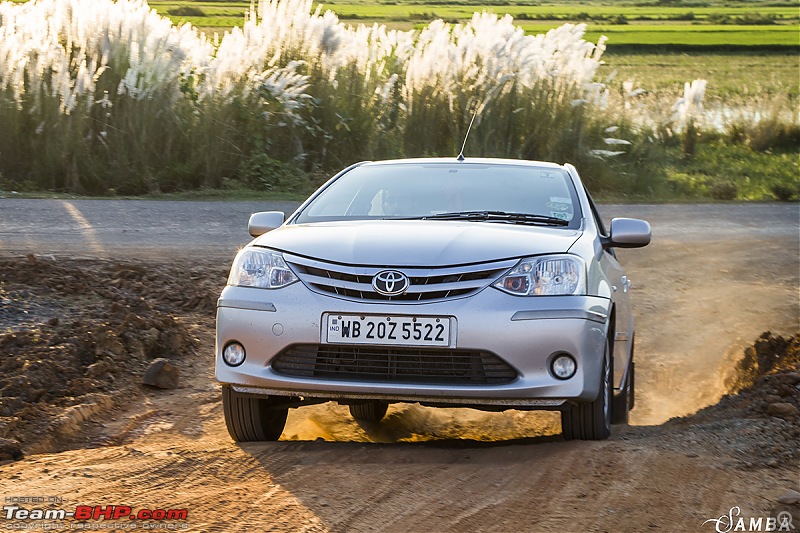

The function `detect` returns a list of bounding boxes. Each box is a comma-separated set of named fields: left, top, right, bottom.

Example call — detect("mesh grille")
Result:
left=271, top=344, right=518, bottom=385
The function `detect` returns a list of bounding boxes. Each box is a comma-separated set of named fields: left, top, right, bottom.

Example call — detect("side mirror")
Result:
left=248, top=211, right=285, bottom=237
left=606, top=218, right=651, bottom=248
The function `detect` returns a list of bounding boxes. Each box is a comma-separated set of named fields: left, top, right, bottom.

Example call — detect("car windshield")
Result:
left=293, top=162, right=582, bottom=229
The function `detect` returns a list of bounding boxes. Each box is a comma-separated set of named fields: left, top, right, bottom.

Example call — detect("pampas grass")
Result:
left=0, top=0, right=794, bottom=195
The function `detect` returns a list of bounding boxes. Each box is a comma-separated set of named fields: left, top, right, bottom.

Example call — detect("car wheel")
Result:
left=222, top=385, right=288, bottom=442
left=561, top=339, right=612, bottom=441
left=349, top=401, right=389, bottom=423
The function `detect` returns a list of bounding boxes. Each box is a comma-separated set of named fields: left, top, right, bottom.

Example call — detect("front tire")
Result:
left=222, top=385, right=288, bottom=442
left=561, top=340, right=612, bottom=441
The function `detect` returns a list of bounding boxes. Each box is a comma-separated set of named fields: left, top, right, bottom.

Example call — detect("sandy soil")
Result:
left=0, top=201, right=798, bottom=532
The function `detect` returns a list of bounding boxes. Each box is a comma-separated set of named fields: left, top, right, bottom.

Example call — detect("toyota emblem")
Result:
left=372, top=270, right=410, bottom=296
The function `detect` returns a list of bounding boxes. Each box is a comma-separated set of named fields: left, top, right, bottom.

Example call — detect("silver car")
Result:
left=215, top=158, right=651, bottom=441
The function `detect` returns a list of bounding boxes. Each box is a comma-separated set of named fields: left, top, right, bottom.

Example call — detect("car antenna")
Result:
left=457, top=110, right=478, bottom=162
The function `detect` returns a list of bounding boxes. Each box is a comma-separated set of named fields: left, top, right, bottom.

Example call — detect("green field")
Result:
left=12, top=0, right=800, bottom=39
left=309, top=2, right=800, bottom=22
left=152, top=0, right=800, bottom=48
left=491, top=23, right=797, bottom=46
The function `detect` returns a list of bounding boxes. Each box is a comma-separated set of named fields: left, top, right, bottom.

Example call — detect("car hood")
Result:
left=253, top=221, right=581, bottom=266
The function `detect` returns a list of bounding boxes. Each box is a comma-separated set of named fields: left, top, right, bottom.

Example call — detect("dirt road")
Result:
left=0, top=200, right=798, bottom=532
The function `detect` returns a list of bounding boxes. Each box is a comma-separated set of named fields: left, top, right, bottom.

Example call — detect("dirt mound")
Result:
left=653, top=332, right=800, bottom=469
left=0, top=256, right=226, bottom=453
left=702, top=332, right=799, bottom=426
left=727, top=332, right=800, bottom=392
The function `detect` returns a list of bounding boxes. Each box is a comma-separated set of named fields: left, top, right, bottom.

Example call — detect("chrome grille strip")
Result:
left=405, top=279, right=495, bottom=293
left=284, top=254, right=516, bottom=278
left=299, top=273, right=492, bottom=294
left=284, top=254, right=516, bottom=303
left=300, top=274, right=373, bottom=292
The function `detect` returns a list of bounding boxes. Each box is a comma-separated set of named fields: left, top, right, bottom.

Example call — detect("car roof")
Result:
left=359, top=157, right=565, bottom=169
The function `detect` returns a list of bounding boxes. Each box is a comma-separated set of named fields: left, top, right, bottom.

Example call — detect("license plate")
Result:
left=324, top=314, right=451, bottom=347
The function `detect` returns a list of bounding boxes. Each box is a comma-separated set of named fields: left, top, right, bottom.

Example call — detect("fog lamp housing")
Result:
left=551, top=353, right=577, bottom=380
left=223, top=342, right=246, bottom=367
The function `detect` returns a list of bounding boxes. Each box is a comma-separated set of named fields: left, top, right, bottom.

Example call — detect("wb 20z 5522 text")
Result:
left=326, top=315, right=450, bottom=347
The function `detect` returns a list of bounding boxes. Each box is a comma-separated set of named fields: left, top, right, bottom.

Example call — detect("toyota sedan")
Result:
left=216, top=158, right=651, bottom=441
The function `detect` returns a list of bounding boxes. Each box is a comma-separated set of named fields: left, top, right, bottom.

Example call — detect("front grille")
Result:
left=271, top=344, right=518, bottom=385
left=284, top=254, right=516, bottom=303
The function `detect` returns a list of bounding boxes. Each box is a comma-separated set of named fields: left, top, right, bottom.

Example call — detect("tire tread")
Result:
left=561, top=341, right=612, bottom=441
left=223, top=385, right=288, bottom=442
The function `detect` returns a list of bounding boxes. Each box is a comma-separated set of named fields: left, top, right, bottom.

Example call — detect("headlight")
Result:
left=493, top=255, right=586, bottom=296
left=228, top=248, right=298, bottom=289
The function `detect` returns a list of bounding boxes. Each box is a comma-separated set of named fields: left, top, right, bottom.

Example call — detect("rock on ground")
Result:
left=777, top=490, right=800, bottom=505
left=0, top=438, right=22, bottom=461
left=143, top=358, right=180, bottom=389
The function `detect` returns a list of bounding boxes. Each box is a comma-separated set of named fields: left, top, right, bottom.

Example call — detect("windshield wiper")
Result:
left=414, top=210, right=569, bottom=226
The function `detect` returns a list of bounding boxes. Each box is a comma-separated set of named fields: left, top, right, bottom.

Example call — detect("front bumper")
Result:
left=215, top=283, right=611, bottom=407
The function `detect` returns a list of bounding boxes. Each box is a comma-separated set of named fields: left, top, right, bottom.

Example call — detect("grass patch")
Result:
left=166, top=5, right=206, bottom=16
left=663, top=143, right=799, bottom=200
left=582, top=24, right=799, bottom=46
left=600, top=52, right=799, bottom=98
left=181, top=15, right=245, bottom=27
